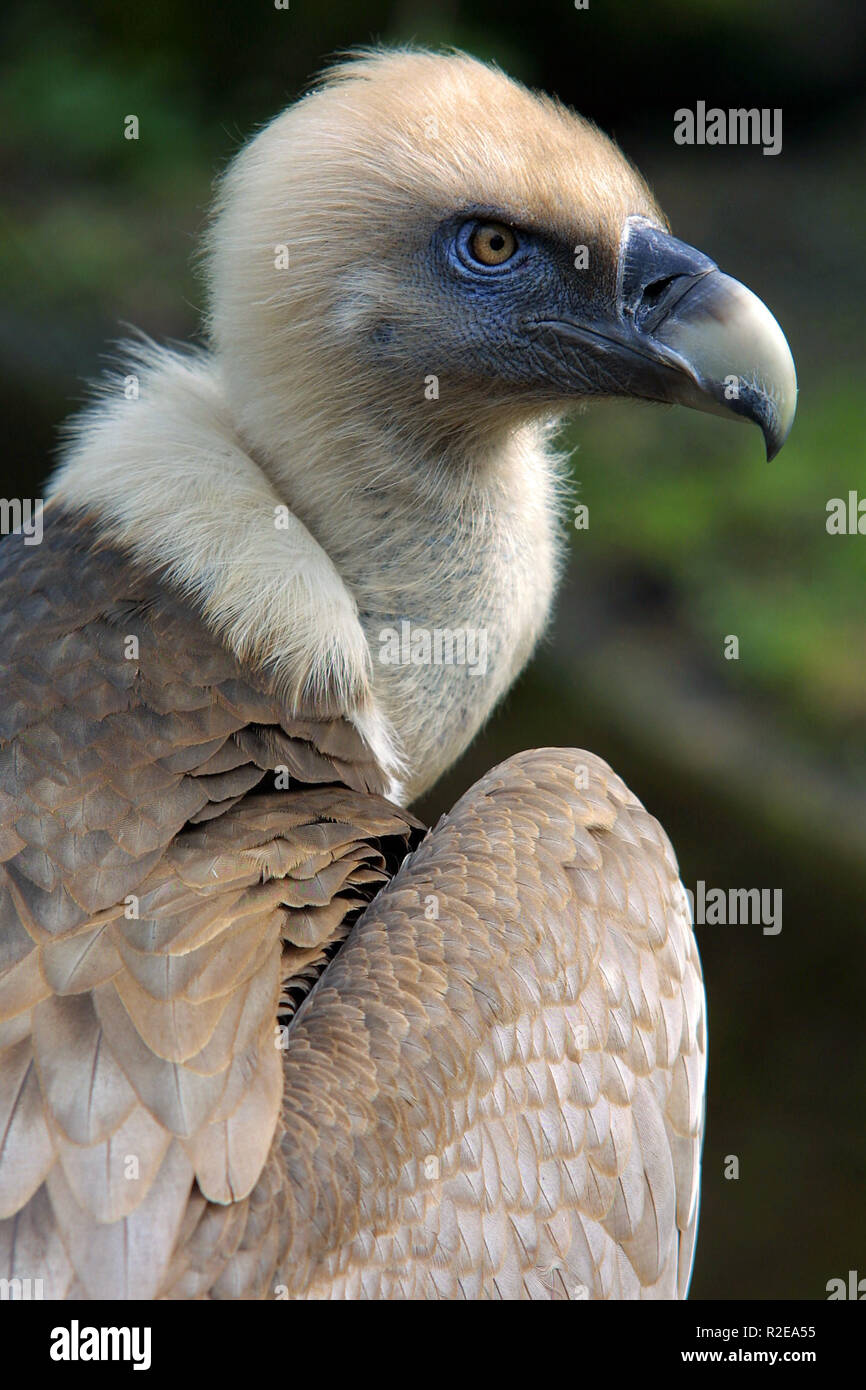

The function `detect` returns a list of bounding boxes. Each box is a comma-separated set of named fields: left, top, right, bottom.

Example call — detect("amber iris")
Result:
left=469, top=222, right=517, bottom=265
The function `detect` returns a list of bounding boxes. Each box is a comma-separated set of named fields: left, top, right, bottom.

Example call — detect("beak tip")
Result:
left=639, top=248, right=798, bottom=460
left=762, top=385, right=798, bottom=460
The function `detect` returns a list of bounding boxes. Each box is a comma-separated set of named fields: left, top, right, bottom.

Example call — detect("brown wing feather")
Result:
left=269, top=748, right=705, bottom=1300
left=0, top=518, right=418, bottom=1298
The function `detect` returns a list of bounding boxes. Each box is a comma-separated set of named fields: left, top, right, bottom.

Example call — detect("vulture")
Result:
left=0, top=49, right=796, bottom=1300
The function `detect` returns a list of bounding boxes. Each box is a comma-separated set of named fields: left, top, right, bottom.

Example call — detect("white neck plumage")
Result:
left=50, top=343, right=565, bottom=802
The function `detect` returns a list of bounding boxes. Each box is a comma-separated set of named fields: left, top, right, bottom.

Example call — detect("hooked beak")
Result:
left=537, top=215, right=797, bottom=459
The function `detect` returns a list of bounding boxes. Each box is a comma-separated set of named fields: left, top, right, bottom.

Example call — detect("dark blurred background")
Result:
left=2, top=0, right=864, bottom=1299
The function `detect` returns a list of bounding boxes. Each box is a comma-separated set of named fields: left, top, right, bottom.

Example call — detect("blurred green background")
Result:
left=2, top=0, right=864, bottom=1299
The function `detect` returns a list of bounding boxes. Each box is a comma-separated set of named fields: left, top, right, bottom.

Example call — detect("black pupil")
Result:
left=489, top=233, right=505, bottom=251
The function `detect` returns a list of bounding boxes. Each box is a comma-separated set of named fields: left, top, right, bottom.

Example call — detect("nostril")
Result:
left=640, top=274, right=678, bottom=309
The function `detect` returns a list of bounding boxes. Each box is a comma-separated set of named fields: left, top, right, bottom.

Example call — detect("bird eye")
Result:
left=468, top=222, right=518, bottom=267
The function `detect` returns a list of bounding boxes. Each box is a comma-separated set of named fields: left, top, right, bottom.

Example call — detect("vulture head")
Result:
left=209, top=49, right=796, bottom=472
left=54, top=48, right=797, bottom=803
